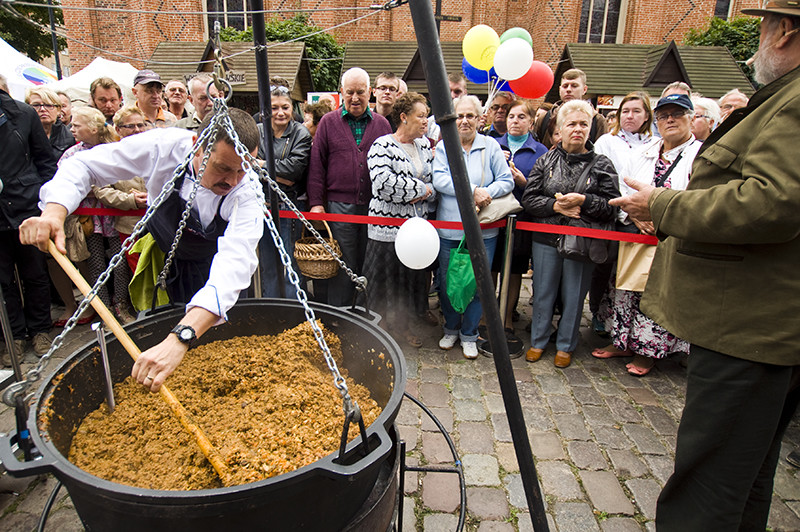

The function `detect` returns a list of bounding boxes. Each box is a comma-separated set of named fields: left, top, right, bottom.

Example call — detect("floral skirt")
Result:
left=611, top=289, right=689, bottom=359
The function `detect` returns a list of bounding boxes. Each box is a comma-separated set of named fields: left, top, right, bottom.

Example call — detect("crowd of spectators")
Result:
left=0, top=64, right=750, bottom=374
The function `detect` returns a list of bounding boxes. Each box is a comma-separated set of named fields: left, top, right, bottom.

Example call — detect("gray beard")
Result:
left=753, top=47, right=793, bottom=86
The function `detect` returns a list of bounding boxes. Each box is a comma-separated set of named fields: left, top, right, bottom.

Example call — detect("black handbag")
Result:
left=555, top=157, right=615, bottom=264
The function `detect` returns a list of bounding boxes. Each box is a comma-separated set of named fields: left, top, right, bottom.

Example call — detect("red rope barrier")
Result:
left=73, top=207, right=658, bottom=245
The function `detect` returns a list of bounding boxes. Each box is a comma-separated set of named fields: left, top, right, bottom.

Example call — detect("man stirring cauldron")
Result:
left=19, top=108, right=263, bottom=393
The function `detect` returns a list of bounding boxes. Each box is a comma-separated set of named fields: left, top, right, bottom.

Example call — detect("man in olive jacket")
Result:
left=612, top=4, right=800, bottom=530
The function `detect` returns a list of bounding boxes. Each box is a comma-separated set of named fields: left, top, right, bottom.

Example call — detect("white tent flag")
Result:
left=0, top=37, right=58, bottom=100
left=47, top=56, right=139, bottom=107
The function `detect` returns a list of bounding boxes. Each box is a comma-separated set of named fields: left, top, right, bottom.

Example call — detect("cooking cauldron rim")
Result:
left=16, top=299, right=406, bottom=499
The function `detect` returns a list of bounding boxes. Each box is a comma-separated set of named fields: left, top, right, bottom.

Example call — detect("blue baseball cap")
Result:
left=654, top=93, right=694, bottom=112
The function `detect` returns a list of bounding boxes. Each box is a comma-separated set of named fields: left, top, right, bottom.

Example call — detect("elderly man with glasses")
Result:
left=131, top=69, right=176, bottom=128
left=175, top=74, right=222, bottom=132
left=307, top=67, right=392, bottom=306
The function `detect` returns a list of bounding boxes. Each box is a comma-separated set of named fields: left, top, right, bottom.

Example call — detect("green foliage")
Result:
left=683, top=16, right=760, bottom=86
left=0, top=0, right=66, bottom=62
left=220, top=14, right=344, bottom=91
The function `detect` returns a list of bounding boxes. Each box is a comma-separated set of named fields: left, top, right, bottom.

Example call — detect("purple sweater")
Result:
left=307, top=109, right=392, bottom=207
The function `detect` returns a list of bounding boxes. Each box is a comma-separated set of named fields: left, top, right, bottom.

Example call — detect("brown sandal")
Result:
left=405, top=332, right=423, bottom=348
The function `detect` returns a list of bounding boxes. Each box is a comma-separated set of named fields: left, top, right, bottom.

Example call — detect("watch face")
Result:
left=180, top=329, right=193, bottom=341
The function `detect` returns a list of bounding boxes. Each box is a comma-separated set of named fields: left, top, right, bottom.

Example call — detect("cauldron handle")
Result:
left=0, top=432, right=55, bottom=477
left=329, top=423, right=393, bottom=477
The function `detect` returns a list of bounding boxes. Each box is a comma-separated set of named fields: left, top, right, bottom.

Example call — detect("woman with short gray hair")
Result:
left=432, top=94, right=514, bottom=359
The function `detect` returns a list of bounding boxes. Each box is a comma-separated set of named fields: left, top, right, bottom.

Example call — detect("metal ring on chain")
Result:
left=207, top=78, right=233, bottom=103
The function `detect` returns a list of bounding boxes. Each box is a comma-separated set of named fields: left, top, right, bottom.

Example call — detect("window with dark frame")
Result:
left=578, top=0, right=622, bottom=44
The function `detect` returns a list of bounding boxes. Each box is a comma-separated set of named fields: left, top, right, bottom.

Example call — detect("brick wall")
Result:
left=62, top=0, right=762, bottom=72
left=63, top=0, right=205, bottom=70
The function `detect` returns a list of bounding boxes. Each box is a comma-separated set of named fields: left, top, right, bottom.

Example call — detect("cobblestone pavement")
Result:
left=2, top=281, right=800, bottom=531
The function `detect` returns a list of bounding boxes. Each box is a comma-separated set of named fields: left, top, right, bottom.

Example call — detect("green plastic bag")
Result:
left=446, top=238, right=476, bottom=314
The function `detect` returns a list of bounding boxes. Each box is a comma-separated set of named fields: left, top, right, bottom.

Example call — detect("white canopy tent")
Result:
left=0, top=37, right=58, bottom=101
left=47, top=56, right=139, bottom=107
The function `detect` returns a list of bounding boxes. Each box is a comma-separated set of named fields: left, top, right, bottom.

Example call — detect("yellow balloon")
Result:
left=462, top=25, right=500, bottom=71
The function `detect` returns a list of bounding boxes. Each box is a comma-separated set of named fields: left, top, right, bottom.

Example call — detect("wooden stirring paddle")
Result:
left=47, top=240, right=232, bottom=486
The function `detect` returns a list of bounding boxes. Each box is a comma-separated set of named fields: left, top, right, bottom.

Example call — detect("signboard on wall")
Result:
left=307, top=91, right=339, bottom=108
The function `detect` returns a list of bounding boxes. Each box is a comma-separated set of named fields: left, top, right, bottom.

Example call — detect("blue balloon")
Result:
left=462, top=57, right=489, bottom=84
left=489, top=67, right=513, bottom=93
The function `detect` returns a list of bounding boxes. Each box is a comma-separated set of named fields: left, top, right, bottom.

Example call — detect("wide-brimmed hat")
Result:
left=742, top=0, right=800, bottom=18
left=133, top=69, right=163, bottom=86
left=654, top=93, right=694, bottom=112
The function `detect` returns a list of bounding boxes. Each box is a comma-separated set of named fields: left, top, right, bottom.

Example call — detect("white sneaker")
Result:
left=438, top=334, right=458, bottom=350
left=462, top=341, right=478, bottom=359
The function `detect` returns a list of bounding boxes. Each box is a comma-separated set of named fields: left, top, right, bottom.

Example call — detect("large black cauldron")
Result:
left=0, top=300, right=406, bottom=531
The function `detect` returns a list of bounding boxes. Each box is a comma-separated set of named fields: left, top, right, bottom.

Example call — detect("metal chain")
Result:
left=156, top=127, right=217, bottom=290
left=214, top=105, right=356, bottom=409
left=2, top=113, right=219, bottom=407
left=253, top=162, right=367, bottom=293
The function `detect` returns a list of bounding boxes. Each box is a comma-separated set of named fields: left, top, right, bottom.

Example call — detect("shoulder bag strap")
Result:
left=653, top=150, right=684, bottom=188
left=572, top=155, right=599, bottom=195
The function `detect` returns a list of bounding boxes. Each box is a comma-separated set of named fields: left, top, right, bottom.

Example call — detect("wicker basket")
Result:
left=293, top=219, right=341, bottom=279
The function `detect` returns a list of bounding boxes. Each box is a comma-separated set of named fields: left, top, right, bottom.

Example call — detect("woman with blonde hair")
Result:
left=26, top=86, right=74, bottom=159
left=58, top=107, right=136, bottom=324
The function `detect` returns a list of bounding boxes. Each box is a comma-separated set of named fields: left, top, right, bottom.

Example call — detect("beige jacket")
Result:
left=92, top=177, right=146, bottom=235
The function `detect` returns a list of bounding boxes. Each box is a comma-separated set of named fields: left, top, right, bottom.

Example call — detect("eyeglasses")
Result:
left=118, top=122, right=148, bottom=131
left=375, top=85, right=398, bottom=93
left=31, top=103, right=59, bottom=110
left=489, top=104, right=510, bottom=112
left=270, top=85, right=290, bottom=95
left=693, top=114, right=710, bottom=120
left=457, top=113, right=477, bottom=121
left=654, top=110, right=689, bottom=122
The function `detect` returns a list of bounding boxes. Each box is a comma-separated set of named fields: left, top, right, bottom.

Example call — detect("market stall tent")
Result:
left=0, top=37, right=58, bottom=100
left=46, top=57, right=139, bottom=107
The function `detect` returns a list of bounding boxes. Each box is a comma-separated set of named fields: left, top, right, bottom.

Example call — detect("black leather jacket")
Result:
left=0, top=90, right=58, bottom=230
left=521, top=143, right=620, bottom=245
left=257, top=120, right=312, bottom=198
left=49, top=119, right=75, bottom=161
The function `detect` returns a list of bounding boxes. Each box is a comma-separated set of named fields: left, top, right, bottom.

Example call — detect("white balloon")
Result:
left=394, top=217, right=440, bottom=270
left=493, top=37, right=534, bottom=81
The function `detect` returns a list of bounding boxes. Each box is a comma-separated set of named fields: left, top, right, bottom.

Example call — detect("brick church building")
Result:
left=61, top=0, right=759, bottom=73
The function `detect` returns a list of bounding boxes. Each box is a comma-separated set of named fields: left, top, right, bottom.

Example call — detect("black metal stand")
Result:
left=250, top=0, right=285, bottom=299
left=479, top=215, right=524, bottom=358
left=398, top=392, right=466, bottom=532
left=0, top=283, right=23, bottom=388
left=407, top=2, right=549, bottom=530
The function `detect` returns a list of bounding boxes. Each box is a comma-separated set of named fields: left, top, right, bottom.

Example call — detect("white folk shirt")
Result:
left=40, top=127, right=264, bottom=323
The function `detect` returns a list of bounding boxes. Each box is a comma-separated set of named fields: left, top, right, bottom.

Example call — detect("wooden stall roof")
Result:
left=546, top=41, right=754, bottom=102
left=147, top=41, right=313, bottom=101
left=341, top=41, right=492, bottom=98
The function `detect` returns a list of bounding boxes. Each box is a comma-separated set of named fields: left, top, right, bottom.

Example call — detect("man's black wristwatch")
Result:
left=171, top=324, right=197, bottom=347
